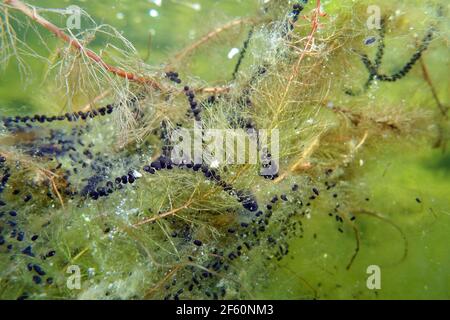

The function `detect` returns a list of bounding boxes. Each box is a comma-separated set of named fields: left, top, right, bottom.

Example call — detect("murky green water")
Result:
left=256, top=145, right=450, bottom=299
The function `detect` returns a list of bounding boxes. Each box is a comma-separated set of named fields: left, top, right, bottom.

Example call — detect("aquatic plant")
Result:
left=0, top=0, right=448, bottom=300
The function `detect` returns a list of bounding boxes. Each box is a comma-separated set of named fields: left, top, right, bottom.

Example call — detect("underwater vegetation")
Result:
left=0, top=0, right=449, bottom=300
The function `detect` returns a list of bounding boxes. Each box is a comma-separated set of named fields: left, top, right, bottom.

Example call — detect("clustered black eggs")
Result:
left=346, top=18, right=434, bottom=96
left=165, top=71, right=182, bottom=84
left=0, top=2, right=311, bottom=300
left=160, top=168, right=356, bottom=300
left=0, top=95, right=149, bottom=298
left=184, top=86, right=203, bottom=122
left=166, top=71, right=205, bottom=122
left=284, top=0, right=309, bottom=36
left=141, top=155, right=259, bottom=213
left=2, top=104, right=115, bottom=126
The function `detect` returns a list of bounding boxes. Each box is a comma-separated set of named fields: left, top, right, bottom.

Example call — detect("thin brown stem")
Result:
left=168, top=17, right=258, bottom=68
left=144, top=265, right=182, bottom=299
left=346, top=223, right=360, bottom=270
left=133, top=191, right=196, bottom=227
left=195, top=86, right=231, bottom=94
left=274, top=136, right=320, bottom=184
left=4, top=0, right=163, bottom=90
left=354, top=209, right=409, bottom=266
left=50, top=176, right=65, bottom=209
left=419, top=57, right=447, bottom=117
left=133, top=202, right=190, bottom=227
left=80, top=89, right=111, bottom=112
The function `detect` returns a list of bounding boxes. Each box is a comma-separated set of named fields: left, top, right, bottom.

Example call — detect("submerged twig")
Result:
left=419, top=57, right=447, bottom=117
left=50, top=176, right=65, bottom=209
left=274, top=136, right=320, bottom=183
left=144, top=265, right=182, bottom=299
left=80, top=89, right=112, bottom=112
left=346, top=223, right=360, bottom=270
left=169, top=17, right=259, bottom=68
left=353, top=209, right=409, bottom=266
left=133, top=191, right=196, bottom=227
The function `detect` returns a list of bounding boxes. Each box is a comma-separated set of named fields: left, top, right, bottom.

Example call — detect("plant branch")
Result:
left=3, top=0, right=164, bottom=90
left=419, top=57, right=447, bottom=117
left=133, top=192, right=196, bottom=227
